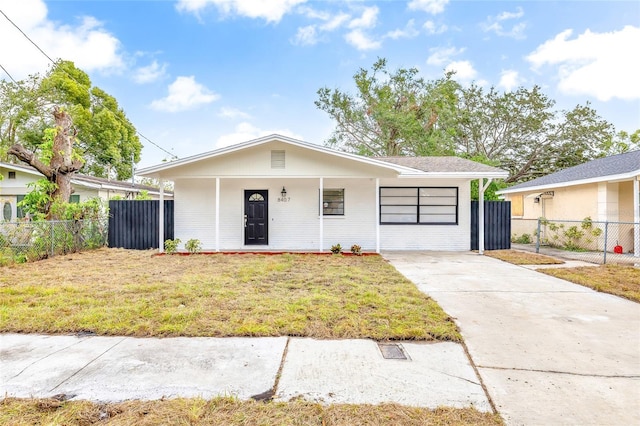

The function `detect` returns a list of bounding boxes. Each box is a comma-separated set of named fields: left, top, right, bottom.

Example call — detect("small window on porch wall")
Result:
left=322, top=189, right=344, bottom=216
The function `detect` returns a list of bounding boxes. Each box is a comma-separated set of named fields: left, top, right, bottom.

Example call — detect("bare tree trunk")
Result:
left=8, top=107, right=83, bottom=218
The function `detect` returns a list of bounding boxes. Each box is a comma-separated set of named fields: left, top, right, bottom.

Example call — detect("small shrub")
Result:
left=185, top=239, right=202, bottom=254
left=511, top=233, right=531, bottom=244
left=350, top=244, right=362, bottom=255
left=164, top=238, right=181, bottom=254
left=330, top=243, right=342, bottom=254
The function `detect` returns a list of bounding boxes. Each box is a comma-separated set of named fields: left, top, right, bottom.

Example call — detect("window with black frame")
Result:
left=380, top=187, right=457, bottom=224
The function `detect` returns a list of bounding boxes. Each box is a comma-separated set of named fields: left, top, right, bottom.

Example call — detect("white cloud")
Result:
left=481, top=7, right=527, bottom=39
left=151, top=76, right=219, bottom=112
left=176, top=0, right=306, bottom=23
left=445, top=60, right=477, bottom=82
left=498, top=69, right=521, bottom=91
left=526, top=25, right=640, bottom=101
left=386, top=19, right=419, bottom=40
left=133, top=60, right=167, bottom=84
left=426, top=46, right=464, bottom=66
left=216, top=122, right=303, bottom=148
left=348, top=6, right=378, bottom=29
left=408, top=0, right=449, bottom=15
left=218, top=106, right=251, bottom=119
left=291, top=25, right=319, bottom=45
left=423, top=20, right=448, bottom=35
left=0, top=0, right=124, bottom=79
left=291, top=9, right=350, bottom=47
left=345, top=29, right=381, bottom=50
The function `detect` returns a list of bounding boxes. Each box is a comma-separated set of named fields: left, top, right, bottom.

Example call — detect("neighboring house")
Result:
left=138, top=134, right=507, bottom=252
left=497, top=150, right=640, bottom=253
left=0, top=161, right=173, bottom=222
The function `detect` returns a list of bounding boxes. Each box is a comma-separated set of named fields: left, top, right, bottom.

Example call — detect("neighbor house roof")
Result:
left=377, top=156, right=506, bottom=175
left=0, top=161, right=172, bottom=196
left=138, top=134, right=508, bottom=179
left=498, top=150, right=640, bottom=194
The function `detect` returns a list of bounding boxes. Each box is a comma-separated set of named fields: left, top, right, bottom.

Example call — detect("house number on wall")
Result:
left=277, top=197, right=291, bottom=203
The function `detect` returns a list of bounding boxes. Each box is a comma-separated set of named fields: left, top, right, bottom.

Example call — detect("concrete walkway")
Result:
left=384, top=251, right=640, bottom=426
left=0, top=334, right=491, bottom=411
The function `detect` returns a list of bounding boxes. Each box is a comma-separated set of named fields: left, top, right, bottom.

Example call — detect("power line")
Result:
left=0, top=62, right=16, bottom=83
left=0, top=8, right=178, bottom=161
left=0, top=9, right=55, bottom=64
left=137, top=131, right=178, bottom=159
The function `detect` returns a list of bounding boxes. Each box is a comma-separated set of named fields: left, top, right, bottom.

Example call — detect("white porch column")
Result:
left=319, top=177, right=324, bottom=252
left=215, top=177, right=220, bottom=252
left=158, top=179, right=165, bottom=253
left=478, top=178, right=492, bottom=255
left=634, top=177, right=639, bottom=257
left=375, top=178, right=380, bottom=253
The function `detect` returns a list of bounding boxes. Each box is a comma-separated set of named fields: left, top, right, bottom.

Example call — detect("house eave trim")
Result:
left=497, top=170, right=640, bottom=195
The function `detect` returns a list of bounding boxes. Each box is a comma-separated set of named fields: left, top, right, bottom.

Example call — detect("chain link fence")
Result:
left=0, top=220, right=107, bottom=265
left=511, top=218, right=639, bottom=265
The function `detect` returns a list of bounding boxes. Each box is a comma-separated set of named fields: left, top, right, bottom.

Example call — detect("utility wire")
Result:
left=0, top=9, right=55, bottom=64
left=0, top=8, right=178, bottom=160
left=0, top=62, right=17, bottom=83
left=137, top=131, right=177, bottom=159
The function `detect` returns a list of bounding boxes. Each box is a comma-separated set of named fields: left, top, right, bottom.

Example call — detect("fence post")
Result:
left=50, top=221, right=54, bottom=257
left=536, top=218, right=541, bottom=253
left=603, top=221, right=608, bottom=265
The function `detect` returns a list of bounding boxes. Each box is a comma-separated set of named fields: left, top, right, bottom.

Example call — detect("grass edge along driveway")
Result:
left=0, top=248, right=460, bottom=341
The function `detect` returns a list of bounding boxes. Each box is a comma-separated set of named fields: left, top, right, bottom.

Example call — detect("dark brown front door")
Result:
left=244, top=190, right=268, bottom=245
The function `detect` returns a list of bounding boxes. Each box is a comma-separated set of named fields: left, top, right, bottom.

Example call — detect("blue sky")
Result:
left=1, top=0, right=639, bottom=168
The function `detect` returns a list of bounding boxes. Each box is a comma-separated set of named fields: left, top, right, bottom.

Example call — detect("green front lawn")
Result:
left=0, top=248, right=459, bottom=341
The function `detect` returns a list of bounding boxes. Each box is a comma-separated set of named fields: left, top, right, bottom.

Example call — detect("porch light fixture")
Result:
left=281, top=186, right=287, bottom=198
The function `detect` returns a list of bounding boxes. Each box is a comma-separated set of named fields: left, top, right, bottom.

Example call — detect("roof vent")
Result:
left=271, top=150, right=285, bottom=169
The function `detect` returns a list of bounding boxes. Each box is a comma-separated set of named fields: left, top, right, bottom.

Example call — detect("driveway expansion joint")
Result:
left=477, top=365, right=640, bottom=379
left=48, top=337, right=128, bottom=393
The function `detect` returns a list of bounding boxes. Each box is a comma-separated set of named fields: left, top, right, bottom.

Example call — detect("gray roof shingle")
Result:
left=504, top=150, right=640, bottom=192
left=376, top=156, right=506, bottom=174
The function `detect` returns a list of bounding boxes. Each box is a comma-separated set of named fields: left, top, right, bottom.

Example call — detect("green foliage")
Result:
left=134, top=190, right=152, bottom=200
left=350, top=244, right=362, bottom=255
left=185, top=239, right=202, bottom=254
left=316, top=58, right=460, bottom=157
left=330, top=243, right=342, bottom=254
left=511, top=233, right=532, bottom=244
left=18, top=179, right=57, bottom=220
left=164, top=238, right=181, bottom=254
left=1, top=60, right=141, bottom=180
left=540, top=217, right=603, bottom=251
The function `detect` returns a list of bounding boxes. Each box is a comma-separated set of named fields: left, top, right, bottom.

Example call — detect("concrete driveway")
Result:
left=384, top=251, right=640, bottom=426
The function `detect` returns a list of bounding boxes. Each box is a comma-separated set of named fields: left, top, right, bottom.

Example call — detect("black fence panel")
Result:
left=108, top=200, right=174, bottom=250
left=471, top=201, right=511, bottom=251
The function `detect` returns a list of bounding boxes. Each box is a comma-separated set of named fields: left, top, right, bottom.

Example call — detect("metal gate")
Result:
left=471, top=201, right=511, bottom=250
left=108, top=200, right=174, bottom=249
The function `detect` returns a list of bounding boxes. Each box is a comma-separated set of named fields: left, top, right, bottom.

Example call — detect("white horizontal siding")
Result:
left=175, top=177, right=472, bottom=251
left=174, top=179, right=216, bottom=249
left=379, top=178, right=471, bottom=251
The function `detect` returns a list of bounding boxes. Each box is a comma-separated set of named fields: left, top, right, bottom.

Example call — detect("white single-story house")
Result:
left=0, top=161, right=173, bottom=222
left=497, top=150, right=640, bottom=254
left=138, top=135, right=507, bottom=253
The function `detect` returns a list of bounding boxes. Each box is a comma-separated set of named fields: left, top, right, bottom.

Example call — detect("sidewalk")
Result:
left=0, top=333, right=492, bottom=411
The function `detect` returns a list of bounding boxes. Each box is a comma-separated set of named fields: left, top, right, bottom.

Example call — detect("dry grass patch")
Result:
left=0, top=397, right=503, bottom=426
left=540, top=265, right=640, bottom=303
left=484, top=250, right=564, bottom=265
left=0, top=248, right=459, bottom=341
